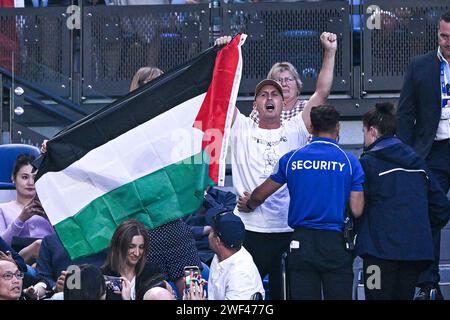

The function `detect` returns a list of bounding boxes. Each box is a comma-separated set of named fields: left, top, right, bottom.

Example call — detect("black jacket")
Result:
left=397, top=50, right=442, bottom=159
left=36, top=234, right=107, bottom=289
left=355, top=136, right=450, bottom=262
left=183, top=187, right=236, bottom=264
left=102, top=263, right=159, bottom=300
left=0, top=236, right=27, bottom=272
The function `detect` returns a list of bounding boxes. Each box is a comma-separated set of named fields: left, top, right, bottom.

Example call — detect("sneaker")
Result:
left=414, top=286, right=444, bottom=300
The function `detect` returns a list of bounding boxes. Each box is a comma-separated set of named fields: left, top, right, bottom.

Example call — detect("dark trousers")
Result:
left=287, top=228, right=354, bottom=300
left=244, top=230, right=292, bottom=300
left=363, top=256, right=426, bottom=300
left=420, top=140, right=450, bottom=286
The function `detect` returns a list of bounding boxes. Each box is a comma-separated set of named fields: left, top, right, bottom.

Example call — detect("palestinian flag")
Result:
left=35, top=34, right=246, bottom=259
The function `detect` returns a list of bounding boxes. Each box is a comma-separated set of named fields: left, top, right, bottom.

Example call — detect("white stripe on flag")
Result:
left=36, top=93, right=206, bottom=225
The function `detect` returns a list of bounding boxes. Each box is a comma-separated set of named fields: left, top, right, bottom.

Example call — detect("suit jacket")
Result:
left=397, top=50, right=442, bottom=159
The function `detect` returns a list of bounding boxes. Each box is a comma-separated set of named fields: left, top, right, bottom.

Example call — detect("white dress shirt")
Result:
left=208, top=246, right=265, bottom=300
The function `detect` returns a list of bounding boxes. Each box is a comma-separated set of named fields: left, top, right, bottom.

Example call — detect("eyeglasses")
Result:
left=276, top=77, right=295, bottom=84
left=1, top=271, right=24, bottom=281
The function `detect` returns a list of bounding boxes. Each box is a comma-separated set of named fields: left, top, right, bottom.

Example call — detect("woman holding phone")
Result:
left=0, top=154, right=54, bottom=264
left=102, top=219, right=158, bottom=300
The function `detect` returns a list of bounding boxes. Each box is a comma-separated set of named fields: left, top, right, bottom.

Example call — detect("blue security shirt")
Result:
left=270, top=137, right=365, bottom=232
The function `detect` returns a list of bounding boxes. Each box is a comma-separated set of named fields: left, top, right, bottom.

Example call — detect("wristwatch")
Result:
left=246, top=201, right=255, bottom=211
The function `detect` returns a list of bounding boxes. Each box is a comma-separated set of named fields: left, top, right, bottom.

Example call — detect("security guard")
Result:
left=238, top=105, right=365, bottom=300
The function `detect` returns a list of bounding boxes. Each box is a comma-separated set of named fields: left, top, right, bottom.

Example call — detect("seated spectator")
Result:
left=64, top=264, right=106, bottom=300
left=0, top=260, right=23, bottom=300
left=137, top=273, right=176, bottom=300
left=26, top=233, right=107, bottom=299
left=206, top=208, right=264, bottom=300
left=184, top=187, right=237, bottom=265
left=137, top=271, right=206, bottom=300
left=102, top=219, right=158, bottom=300
left=143, top=286, right=175, bottom=300
left=0, top=236, right=27, bottom=274
left=0, top=236, right=37, bottom=289
left=0, top=154, right=54, bottom=265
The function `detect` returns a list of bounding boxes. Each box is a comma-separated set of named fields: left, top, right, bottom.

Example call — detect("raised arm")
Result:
left=302, top=32, right=337, bottom=131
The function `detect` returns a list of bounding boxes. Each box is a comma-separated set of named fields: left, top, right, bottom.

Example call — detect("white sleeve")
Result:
left=232, top=109, right=247, bottom=130
left=287, top=111, right=310, bottom=146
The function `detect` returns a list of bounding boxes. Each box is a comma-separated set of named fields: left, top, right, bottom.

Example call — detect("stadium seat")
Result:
left=0, top=144, right=40, bottom=203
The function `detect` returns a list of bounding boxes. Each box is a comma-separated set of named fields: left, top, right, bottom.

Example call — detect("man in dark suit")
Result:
left=397, top=11, right=450, bottom=300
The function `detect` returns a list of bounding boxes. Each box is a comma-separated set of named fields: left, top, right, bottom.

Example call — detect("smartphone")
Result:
left=104, top=275, right=122, bottom=292
left=183, top=266, right=200, bottom=293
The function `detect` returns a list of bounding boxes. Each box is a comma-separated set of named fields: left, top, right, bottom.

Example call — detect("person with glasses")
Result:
left=206, top=207, right=264, bottom=300
left=0, top=260, right=24, bottom=300
left=249, top=32, right=337, bottom=124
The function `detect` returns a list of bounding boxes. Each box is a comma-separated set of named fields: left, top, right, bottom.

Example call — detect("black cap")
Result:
left=206, top=207, right=245, bottom=248
left=254, top=79, right=284, bottom=100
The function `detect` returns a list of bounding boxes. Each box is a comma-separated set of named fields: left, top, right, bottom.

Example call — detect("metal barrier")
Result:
left=361, top=0, right=450, bottom=93
left=0, top=7, right=71, bottom=97
left=1, top=1, right=450, bottom=99
left=222, top=0, right=351, bottom=96
left=82, top=4, right=210, bottom=97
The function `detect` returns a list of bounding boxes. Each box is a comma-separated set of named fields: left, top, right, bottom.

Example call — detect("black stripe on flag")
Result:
left=36, top=46, right=219, bottom=180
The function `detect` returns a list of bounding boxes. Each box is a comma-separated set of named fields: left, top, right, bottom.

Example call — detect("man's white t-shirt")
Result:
left=230, top=110, right=310, bottom=233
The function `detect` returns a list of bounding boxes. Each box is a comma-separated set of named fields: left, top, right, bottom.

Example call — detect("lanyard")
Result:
left=440, top=61, right=450, bottom=108
left=440, top=61, right=450, bottom=97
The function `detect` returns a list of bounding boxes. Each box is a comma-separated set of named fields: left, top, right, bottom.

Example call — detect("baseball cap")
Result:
left=254, top=79, right=284, bottom=100
left=206, top=206, right=245, bottom=249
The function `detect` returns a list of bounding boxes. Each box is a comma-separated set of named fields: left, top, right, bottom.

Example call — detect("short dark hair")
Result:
left=440, top=12, right=450, bottom=24
left=12, top=154, right=36, bottom=179
left=64, top=264, right=106, bottom=300
left=362, top=102, right=396, bottom=136
left=310, top=105, right=340, bottom=134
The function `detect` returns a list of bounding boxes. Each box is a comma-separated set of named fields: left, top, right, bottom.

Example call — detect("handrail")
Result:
left=3, top=82, right=80, bottom=123
left=0, top=66, right=88, bottom=117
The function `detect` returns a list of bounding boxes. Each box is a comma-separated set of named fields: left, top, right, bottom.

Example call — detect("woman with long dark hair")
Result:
left=102, top=219, right=153, bottom=300
left=0, top=154, right=53, bottom=264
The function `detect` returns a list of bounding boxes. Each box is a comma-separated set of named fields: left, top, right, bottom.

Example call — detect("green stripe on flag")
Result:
left=54, top=151, right=215, bottom=259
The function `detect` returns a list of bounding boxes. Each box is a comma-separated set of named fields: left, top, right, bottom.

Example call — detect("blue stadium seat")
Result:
left=0, top=144, right=40, bottom=202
